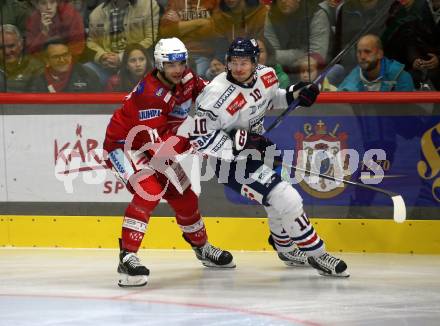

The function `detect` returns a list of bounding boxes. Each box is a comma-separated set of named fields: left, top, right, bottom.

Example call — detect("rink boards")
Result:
left=1, top=215, right=440, bottom=254
left=0, top=94, right=439, bottom=254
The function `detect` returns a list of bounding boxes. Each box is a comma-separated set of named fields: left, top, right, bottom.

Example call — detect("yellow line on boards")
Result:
left=1, top=215, right=439, bottom=254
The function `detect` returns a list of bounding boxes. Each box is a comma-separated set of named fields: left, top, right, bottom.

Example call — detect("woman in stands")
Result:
left=106, top=44, right=152, bottom=92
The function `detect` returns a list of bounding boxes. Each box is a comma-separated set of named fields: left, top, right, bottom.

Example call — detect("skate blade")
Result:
left=118, top=273, right=148, bottom=287
left=317, top=270, right=350, bottom=278
left=283, top=260, right=310, bottom=267
left=201, top=260, right=236, bottom=269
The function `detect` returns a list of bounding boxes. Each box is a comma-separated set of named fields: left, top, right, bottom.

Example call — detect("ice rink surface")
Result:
left=1, top=248, right=439, bottom=326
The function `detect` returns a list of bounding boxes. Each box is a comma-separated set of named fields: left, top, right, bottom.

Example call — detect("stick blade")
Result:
left=391, top=195, right=406, bottom=223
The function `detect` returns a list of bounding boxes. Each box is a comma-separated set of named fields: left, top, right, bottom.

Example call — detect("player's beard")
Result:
left=158, top=70, right=181, bottom=87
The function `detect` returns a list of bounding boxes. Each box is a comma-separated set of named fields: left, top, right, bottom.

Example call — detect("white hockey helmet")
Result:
left=154, top=37, right=188, bottom=71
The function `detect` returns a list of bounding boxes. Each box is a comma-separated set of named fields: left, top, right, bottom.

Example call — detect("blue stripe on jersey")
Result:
left=298, top=239, right=324, bottom=252
left=274, top=240, right=294, bottom=248
left=270, top=230, right=290, bottom=239
left=292, top=228, right=314, bottom=242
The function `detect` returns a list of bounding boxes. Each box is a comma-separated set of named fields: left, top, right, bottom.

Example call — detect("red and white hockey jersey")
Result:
left=105, top=67, right=207, bottom=152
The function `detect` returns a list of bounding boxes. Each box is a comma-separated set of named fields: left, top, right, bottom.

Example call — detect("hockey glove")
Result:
left=231, top=129, right=275, bottom=157
left=286, top=82, right=320, bottom=107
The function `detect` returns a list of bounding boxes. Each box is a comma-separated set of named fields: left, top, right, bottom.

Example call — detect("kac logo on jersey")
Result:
left=226, top=93, right=247, bottom=115
left=294, top=120, right=350, bottom=198
left=214, top=85, right=236, bottom=109
left=261, top=71, right=277, bottom=88
left=155, top=87, right=164, bottom=97
left=139, top=109, right=161, bottom=121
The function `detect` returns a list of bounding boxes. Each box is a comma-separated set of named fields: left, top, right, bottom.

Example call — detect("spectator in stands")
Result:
left=159, top=0, right=218, bottom=77
left=105, top=43, right=151, bottom=92
left=211, top=0, right=267, bottom=58
left=86, top=0, right=160, bottom=84
left=257, top=37, right=290, bottom=88
left=0, top=24, right=44, bottom=92
left=30, top=38, right=102, bottom=92
left=26, top=0, right=85, bottom=61
left=68, top=0, right=104, bottom=32
left=334, top=0, right=391, bottom=73
left=297, top=53, right=337, bottom=91
left=338, top=34, right=420, bottom=218
left=317, top=0, right=345, bottom=52
left=382, top=0, right=440, bottom=90
left=205, top=56, right=226, bottom=81
left=339, top=34, right=414, bottom=91
left=263, top=0, right=330, bottom=77
left=0, top=0, right=33, bottom=34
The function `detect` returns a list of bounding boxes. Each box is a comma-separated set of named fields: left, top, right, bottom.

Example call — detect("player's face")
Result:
left=0, top=32, right=23, bottom=64
left=356, top=38, right=383, bottom=72
left=46, top=43, right=72, bottom=73
left=127, top=49, right=147, bottom=79
left=162, top=61, right=186, bottom=85
left=228, top=56, right=255, bottom=83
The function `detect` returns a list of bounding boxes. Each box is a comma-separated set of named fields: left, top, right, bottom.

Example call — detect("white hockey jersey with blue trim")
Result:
left=191, top=65, right=288, bottom=161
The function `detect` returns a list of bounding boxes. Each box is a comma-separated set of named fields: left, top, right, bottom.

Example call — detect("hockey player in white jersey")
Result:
left=191, top=38, right=349, bottom=277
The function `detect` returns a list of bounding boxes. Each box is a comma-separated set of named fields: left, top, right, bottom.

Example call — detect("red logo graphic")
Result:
left=261, top=71, right=277, bottom=88
left=226, top=93, right=247, bottom=115
left=54, top=123, right=107, bottom=175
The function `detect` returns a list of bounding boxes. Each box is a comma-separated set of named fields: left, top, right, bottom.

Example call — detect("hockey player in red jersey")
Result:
left=104, top=37, right=235, bottom=288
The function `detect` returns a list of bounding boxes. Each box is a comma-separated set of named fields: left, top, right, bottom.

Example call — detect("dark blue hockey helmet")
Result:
left=226, top=37, right=260, bottom=63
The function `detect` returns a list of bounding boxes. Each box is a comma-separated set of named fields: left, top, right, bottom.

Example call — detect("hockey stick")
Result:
left=265, top=0, right=393, bottom=134
left=282, top=162, right=406, bottom=223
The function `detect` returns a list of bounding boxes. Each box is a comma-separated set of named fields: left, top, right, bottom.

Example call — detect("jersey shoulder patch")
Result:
left=260, top=69, right=278, bottom=88
left=181, top=71, right=194, bottom=84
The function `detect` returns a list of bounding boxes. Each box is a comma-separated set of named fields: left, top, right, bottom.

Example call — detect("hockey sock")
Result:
left=178, top=212, right=207, bottom=247
left=121, top=200, right=153, bottom=252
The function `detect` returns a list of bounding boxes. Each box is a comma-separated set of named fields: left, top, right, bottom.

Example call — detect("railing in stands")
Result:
left=0, top=92, right=440, bottom=104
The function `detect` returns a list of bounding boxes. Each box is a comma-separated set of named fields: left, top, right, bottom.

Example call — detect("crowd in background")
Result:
left=0, top=0, right=439, bottom=93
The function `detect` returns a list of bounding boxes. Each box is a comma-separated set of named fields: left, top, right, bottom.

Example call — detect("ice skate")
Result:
left=277, top=248, right=309, bottom=267
left=268, top=235, right=309, bottom=267
left=307, top=253, right=349, bottom=277
left=117, top=250, right=150, bottom=287
left=192, top=242, right=236, bottom=268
